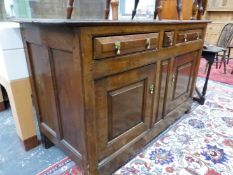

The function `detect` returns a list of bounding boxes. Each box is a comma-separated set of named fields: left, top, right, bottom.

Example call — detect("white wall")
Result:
left=0, top=49, right=8, bottom=80
left=0, top=22, right=29, bottom=81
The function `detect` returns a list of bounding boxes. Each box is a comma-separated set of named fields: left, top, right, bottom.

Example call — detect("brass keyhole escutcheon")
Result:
left=184, top=34, right=188, bottom=42
left=196, top=33, right=200, bottom=40
left=172, top=74, right=176, bottom=85
left=146, top=38, right=151, bottom=49
left=115, top=41, right=121, bottom=55
left=149, top=84, right=155, bottom=94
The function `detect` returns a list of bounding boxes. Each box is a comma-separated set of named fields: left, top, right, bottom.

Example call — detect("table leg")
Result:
left=193, top=87, right=205, bottom=105
left=202, top=58, right=214, bottom=96
left=193, top=56, right=214, bottom=105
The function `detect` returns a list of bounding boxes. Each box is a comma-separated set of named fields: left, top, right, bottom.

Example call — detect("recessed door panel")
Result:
left=52, top=49, right=85, bottom=155
left=155, top=59, right=170, bottom=122
left=166, top=52, right=197, bottom=114
left=173, top=62, right=192, bottom=99
left=108, top=81, right=144, bottom=140
left=95, top=64, right=155, bottom=162
left=28, top=43, right=59, bottom=137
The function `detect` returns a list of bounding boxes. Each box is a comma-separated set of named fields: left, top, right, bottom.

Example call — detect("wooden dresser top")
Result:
left=14, top=19, right=211, bottom=26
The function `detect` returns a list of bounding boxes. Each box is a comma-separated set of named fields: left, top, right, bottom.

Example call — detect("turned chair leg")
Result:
left=224, top=59, right=227, bottom=74
left=215, top=54, right=218, bottom=69
left=219, top=51, right=227, bottom=74
left=223, top=50, right=227, bottom=74
left=219, top=56, right=222, bottom=69
left=227, top=47, right=231, bottom=64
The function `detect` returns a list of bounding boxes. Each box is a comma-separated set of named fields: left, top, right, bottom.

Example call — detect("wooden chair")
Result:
left=216, top=23, right=233, bottom=69
left=131, top=0, right=206, bottom=20
left=66, top=0, right=74, bottom=19
left=66, top=0, right=206, bottom=20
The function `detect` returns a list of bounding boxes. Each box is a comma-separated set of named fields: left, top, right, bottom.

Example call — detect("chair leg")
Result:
left=219, top=56, right=222, bottom=69
left=224, top=59, right=226, bottom=74
left=224, top=50, right=227, bottom=74
left=220, top=50, right=227, bottom=74
left=227, top=47, right=231, bottom=64
left=219, top=52, right=226, bottom=70
left=216, top=54, right=218, bottom=69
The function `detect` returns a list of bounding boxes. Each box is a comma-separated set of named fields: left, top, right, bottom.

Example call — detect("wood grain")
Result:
left=20, top=20, right=209, bottom=175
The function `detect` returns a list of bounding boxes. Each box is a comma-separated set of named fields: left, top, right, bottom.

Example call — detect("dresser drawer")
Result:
left=176, top=29, right=202, bottom=44
left=94, top=33, right=159, bottom=60
left=163, top=31, right=174, bottom=48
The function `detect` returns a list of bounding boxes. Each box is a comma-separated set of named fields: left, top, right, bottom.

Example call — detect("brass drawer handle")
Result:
left=146, top=38, right=151, bottom=49
left=115, top=41, right=121, bottom=55
left=149, top=84, right=155, bottom=94
left=184, top=33, right=188, bottom=42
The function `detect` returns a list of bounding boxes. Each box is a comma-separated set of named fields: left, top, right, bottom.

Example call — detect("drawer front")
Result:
left=94, top=33, right=159, bottom=59
left=177, top=29, right=202, bottom=44
left=163, top=31, right=174, bottom=48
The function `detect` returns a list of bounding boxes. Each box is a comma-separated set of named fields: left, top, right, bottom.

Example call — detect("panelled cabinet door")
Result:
left=154, top=59, right=171, bottom=123
left=95, top=64, right=156, bottom=162
left=166, top=52, right=198, bottom=114
left=27, top=44, right=60, bottom=139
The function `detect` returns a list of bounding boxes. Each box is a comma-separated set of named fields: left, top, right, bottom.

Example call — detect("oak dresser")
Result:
left=18, top=19, right=209, bottom=175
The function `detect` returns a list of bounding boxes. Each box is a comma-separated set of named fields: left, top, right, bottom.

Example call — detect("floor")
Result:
left=0, top=78, right=232, bottom=175
left=0, top=108, right=66, bottom=175
left=198, top=58, right=233, bottom=85
left=115, top=78, right=233, bottom=174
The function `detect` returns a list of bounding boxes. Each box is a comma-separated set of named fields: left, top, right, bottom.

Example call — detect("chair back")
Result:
left=158, top=0, right=193, bottom=20
left=217, top=23, right=233, bottom=48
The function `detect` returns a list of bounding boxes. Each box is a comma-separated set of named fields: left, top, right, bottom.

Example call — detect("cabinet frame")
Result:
left=21, top=20, right=209, bottom=175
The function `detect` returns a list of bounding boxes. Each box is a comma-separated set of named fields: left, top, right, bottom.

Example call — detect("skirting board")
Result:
left=19, top=135, right=40, bottom=151
left=0, top=101, right=5, bottom=112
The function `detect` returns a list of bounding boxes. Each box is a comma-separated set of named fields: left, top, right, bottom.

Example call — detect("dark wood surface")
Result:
left=20, top=20, right=208, bottom=175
